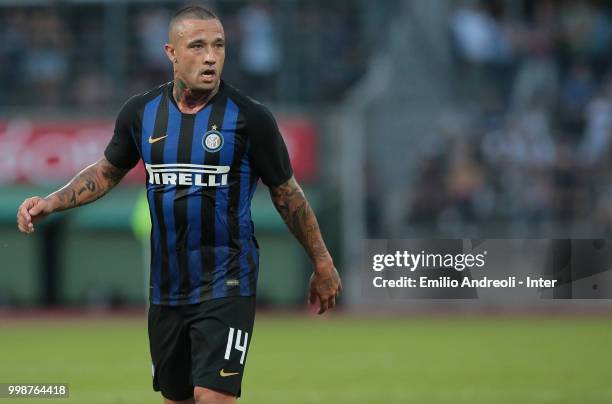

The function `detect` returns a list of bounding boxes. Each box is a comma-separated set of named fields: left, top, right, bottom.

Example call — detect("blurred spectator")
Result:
left=0, top=1, right=382, bottom=108
left=446, top=139, right=485, bottom=223
left=0, top=10, right=27, bottom=105
left=451, top=1, right=511, bottom=65
left=24, top=12, right=71, bottom=105
left=579, top=74, right=612, bottom=165
left=482, top=111, right=555, bottom=170
left=450, top=0, right=515, bottom=103
left=510, top=0, right=558, bottom=114
left=404, top=0, right=612, bottom=235
left=559, top=0, right=612, bottom=65
left=136, top=8, right=172, bottom=84
left=237, top=1, right=281, bottom=101
left=560, top=61, right=596, bottom=123
left=407, top=155, right=448, bottom=225
left=315, top=8, right=362, bottom=101
left=72, top=71, right=113, bottom=106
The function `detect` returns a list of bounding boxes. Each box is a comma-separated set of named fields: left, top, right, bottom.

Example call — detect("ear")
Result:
left=164, top=43, right=177, bottom=64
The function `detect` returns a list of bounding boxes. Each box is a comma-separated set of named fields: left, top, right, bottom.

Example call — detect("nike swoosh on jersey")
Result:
left=148, top=135, right=168, bottom=144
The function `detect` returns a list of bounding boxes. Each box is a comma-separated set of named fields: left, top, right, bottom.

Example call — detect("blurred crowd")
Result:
left=406, top=0, right=612, bottom=236
left=0, top=0, right=370, bottom=110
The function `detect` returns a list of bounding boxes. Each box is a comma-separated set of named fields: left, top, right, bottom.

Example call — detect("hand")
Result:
left=308, top=262, right=342, bottom=315
left=16, top=196, right=53, bottom=234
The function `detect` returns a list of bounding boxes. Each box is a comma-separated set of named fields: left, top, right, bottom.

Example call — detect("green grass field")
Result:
left=0, top=314, right=611, bottom=404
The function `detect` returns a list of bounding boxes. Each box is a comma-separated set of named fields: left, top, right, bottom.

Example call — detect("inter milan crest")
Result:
left=202, top=124, right=224, bottom=152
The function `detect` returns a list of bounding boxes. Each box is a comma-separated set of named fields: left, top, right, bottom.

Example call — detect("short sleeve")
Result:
left=248, top=104, right=293, bottom=187
left=104, top=97, right=141, bottom=170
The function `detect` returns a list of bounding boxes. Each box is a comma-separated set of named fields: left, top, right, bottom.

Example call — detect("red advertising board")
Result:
left=0, top=117, right=317, bottom=185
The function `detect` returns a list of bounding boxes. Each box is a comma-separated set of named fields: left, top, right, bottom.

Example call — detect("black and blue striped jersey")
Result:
left=104, top=81, right=293, bottom=305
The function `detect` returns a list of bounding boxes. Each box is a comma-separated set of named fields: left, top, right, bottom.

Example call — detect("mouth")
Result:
left=200, top=68, right=216, bottom=83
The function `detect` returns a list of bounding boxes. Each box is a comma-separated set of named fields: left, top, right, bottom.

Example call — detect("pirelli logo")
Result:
left=145, top=163, right=230, bottom=187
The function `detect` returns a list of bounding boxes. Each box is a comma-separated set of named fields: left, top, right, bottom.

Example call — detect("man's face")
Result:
left=165, top=18, right=225, bottom=92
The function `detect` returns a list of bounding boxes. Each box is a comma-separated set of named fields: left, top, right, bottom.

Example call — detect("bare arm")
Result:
left=269, top=176, right=342, bottom=313
left=46, top=157, right=128, bottom=212
left=16, top=157, right=129, bottom=234
left=269, top=176, right=331, bottom=264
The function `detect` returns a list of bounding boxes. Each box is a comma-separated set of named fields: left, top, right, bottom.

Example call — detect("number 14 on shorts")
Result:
left=224, top=327, right=249, bottom=365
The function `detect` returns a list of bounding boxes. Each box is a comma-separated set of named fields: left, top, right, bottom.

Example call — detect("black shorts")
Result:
left=148, top=296, right=256, bottom=401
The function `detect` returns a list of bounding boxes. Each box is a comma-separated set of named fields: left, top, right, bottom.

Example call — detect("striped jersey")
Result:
left=104, top=81, right=293, bottom=305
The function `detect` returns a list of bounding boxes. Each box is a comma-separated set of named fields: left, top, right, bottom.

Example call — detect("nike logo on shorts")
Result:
left=219, top=369, right=240, bottom=377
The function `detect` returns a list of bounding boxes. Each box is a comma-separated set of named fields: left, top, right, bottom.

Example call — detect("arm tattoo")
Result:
left=269, top=177, right=331, bottom=264
left=77, top=178, right=96, bottom=195
left=47, top=157, right=129, bottom=212
left=101, top=162, right=126, bottom=186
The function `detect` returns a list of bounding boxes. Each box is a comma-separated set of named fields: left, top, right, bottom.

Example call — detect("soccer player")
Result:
left=16, top=6, right=341, bottom=404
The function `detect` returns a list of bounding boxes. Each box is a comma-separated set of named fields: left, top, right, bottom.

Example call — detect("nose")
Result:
left=204, top=47, right=216, bottom=65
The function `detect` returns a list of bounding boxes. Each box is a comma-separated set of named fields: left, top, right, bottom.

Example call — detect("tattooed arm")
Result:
left=269, top=176, right=342, bottom=314
left=47, top=157, right=128, bottom=211
left=16, top=157, right=129, bottom=234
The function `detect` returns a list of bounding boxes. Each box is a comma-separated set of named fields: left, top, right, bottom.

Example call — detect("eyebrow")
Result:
left=187, top=37, right=225, bottom=46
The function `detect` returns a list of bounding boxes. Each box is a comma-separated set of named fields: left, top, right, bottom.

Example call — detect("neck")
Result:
left=172, top=79, right=219, bottom=112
